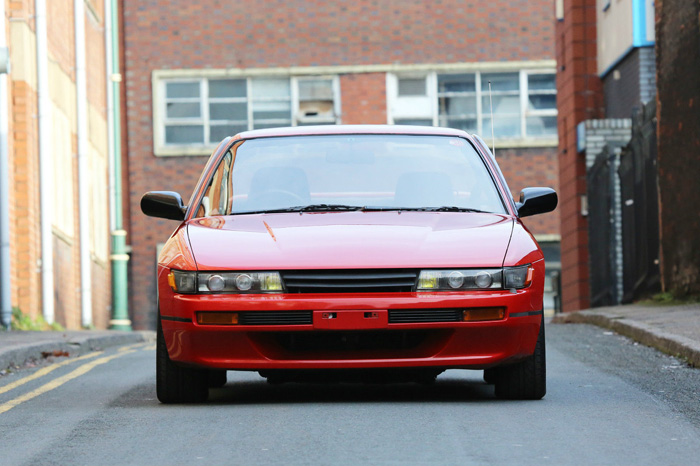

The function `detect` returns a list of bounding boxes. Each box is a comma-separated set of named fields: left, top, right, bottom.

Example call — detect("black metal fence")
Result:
left=587, top=100, right=661, bottom=307
left=618, top=100, right=661, bottom=302
left=587, top=145, right=618, bottom=307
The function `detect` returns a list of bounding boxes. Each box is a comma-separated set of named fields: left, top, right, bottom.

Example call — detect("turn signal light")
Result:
left=462, top=307, right=505, bottom=322
left=196, top=312, right=239, bottom=325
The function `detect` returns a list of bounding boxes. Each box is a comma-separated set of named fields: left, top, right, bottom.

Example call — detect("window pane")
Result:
left=252, top=121, right=291, bottom=130
left=528, top=74, right=556, bottom=91
left=394, top=119, right=433, bottom=126
left=299, top=79, right=334, bottom=100
left=481, top=73, right=519, bottom=92
left=526, top=116, right=557, bottom=136
left=482, top=117, right=521, bottom=138
left=253, top=100, right=291, bottom=120
left=165, top=125, right=203, bottom=144
left=166, top=82, right=200, bottom=98
left=210, top=102, right=247, bottom=121
left=482, top=95, right=520, bottom=113
left=398, top=78, right=426, bottom=96
left=166, top=102, right=200, bottom=119
left=252, top=78, right=290, bottom=99
left=209, top=79, right=247, bottom=98
left=442, top=118, right=477, bottom=132
left=438, top=74, right=475, bottom=93
left=210, top=124, right=248, bottom=142
left=229, top=135, right=507, bottom=214
left=440, top=96, right=476, bottom=116
left=527, top=94, right=557, bottom=110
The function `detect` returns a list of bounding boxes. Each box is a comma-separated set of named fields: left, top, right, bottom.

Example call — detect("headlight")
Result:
left=416, top=265, right=533, bottom=291
left=167, top=270, right=284, bottom=294
left=503, top=265, right=534, bottom=290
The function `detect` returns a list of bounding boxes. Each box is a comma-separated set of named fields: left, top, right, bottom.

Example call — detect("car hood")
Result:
left=186, top=211, right=514, bottom=270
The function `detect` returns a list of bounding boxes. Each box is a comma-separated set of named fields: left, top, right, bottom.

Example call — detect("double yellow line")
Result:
left=0, top=342, right=150, bottom=415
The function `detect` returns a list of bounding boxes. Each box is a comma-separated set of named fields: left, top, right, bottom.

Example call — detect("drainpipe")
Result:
left=36, top=0, right=54, bottom=324
left=75, top=0, right=92, bottom=327
left=107, top=0, right=131, bottom=330
left=0, top=0, right=11, bottom=330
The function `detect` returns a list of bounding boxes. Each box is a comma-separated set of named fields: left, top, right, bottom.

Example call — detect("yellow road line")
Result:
left=0, top=351, right=102, bottom=396
left=0, top=349, right=136, bottom=415
left=118, top=342, right=150, bottom=352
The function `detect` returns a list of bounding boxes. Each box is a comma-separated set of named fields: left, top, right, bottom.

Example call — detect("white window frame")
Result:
left=388, top=69, right=558, bottom=148
left=154, top=74, right=341, bottom=156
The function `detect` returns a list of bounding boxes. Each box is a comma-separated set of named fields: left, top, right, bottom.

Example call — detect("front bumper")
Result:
left=159, top=288, right=543, bottom=371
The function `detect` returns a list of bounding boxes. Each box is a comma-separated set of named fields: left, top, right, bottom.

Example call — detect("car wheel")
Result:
left=156, top=315, right=209, bottom=403
left=494, top=316, right=546, bottom=400
left=208, top=370, right=227, bottom=388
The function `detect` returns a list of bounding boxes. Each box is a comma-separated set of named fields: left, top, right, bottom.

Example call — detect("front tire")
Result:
left=156, top=316, right=209, bottom=403
left=494, top=316, right=546, bottom=400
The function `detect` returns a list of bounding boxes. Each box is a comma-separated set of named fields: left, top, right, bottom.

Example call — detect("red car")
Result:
left=142, top=125, right=557, bottom=403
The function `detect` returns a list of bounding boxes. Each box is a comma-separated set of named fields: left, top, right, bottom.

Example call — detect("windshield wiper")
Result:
left=418, top=206, right=490, bottom=213
left=231, top=204, right=363, bottom=215
left=298, top=204, right=363, bottom=212
left=361, top=206, right=489, bottom=213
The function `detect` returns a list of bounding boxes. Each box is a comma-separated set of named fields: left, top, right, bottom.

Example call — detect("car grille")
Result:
left=388, top=309, right=463, bottom=323
left=238, top=311, right=312, bottom=325
left=272, top=330, right=429, bottom=352
left=281, top=269, right=419, bottom=293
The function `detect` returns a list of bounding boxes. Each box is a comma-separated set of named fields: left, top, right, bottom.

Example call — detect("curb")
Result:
left=552, top=311, right=700, bottom=368
left=0, top=331, right=156, bottom=372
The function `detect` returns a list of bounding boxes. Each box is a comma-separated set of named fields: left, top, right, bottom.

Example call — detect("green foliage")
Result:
left=11, top=307, right=65, bottom=331
left=640, top=292, right=700, bottom=306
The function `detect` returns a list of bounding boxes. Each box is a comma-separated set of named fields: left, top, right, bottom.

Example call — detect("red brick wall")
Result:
left=340, top=74, right=387, bottom=124
left=123, top=0, right=558, bottom=328
left=8, top=0, right=111, bottom=329
left=10, top=80, right=42, bottom=320
left=497, top=147, right=560, bottom=237
left=555, top=1, right=604, bottom=311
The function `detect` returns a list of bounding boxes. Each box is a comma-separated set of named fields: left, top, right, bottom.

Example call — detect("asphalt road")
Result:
left=1, top=323, right=700, bottom=466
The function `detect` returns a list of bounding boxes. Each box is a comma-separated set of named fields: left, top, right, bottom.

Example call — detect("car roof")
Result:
left=234, top=124, right=476, bottom=141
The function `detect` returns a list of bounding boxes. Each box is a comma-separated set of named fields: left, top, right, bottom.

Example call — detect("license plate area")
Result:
left=313, top=310, right=388, bottom=330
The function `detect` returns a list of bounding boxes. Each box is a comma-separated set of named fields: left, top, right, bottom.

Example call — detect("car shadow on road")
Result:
left=205, top=374, right=497, bottom=405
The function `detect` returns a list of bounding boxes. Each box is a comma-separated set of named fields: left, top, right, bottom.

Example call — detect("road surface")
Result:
left=1, top=322, right=700, bottom=465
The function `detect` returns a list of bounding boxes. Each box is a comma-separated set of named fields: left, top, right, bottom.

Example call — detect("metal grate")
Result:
left=273, top=330, right=429, bottom=352
left=239, top=311, right=312, bottom=325
left=388, top=309, right=462, bottom=323
left=281, top=269, right=419, bottom=293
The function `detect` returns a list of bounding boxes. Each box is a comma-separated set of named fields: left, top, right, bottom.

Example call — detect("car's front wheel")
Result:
left=494, top=316, right=546, bottom=400
left=156, top=315, right=209, bottom=403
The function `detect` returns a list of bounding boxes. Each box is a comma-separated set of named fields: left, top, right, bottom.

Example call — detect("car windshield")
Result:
left=196, top=134, right=507, bottom=217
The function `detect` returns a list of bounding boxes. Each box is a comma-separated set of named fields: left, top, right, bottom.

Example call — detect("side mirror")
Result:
left=141, top=191, right=187, bottom=221
left=516, top=187, right=558, bottom=218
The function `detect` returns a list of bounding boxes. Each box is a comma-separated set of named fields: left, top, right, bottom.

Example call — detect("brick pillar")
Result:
left=555, top=1, right=604, bottom=311
left=340, top=73, right=387, bottom=124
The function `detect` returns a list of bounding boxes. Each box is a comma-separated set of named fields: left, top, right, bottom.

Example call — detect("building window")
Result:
left=388, top=70, right=557, bottom=145
left=155, top=75, right=340, bottom=156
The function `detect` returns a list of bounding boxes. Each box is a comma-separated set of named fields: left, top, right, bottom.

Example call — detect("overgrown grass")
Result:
left=639, top=292, right=700, bottom=306
left=11, top=307, right=65, bottom=331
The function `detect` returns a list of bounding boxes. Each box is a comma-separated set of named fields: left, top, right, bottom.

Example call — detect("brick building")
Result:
left=122, top=0, right=561, bottom=329
left=0, top=0, right=114, bottom=329
left=555, top=0, right=656, bottom=311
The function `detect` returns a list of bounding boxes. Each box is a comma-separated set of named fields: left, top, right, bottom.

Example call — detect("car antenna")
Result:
left=488, top=80, right=496, bottom=158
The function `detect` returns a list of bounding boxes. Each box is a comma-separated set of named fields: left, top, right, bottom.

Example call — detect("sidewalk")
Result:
left=0, top=329, right=156, bottom=372
left=552, top=303, right=700, bottom=367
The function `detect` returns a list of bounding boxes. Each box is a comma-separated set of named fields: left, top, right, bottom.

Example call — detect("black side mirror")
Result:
left=516, top=187, right=558, bottom=218
left=141, top=191, right=187, bottom=221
